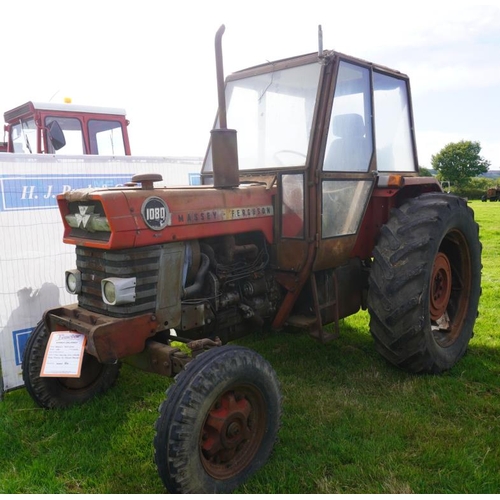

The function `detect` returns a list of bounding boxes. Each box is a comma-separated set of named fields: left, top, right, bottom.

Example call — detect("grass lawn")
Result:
left=1, top=200, right=499, bottom=494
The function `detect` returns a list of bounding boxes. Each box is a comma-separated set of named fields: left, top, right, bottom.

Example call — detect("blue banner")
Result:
left=0, top=174, right=131, bottom=211
left=12, top=327, right=33, bottom=366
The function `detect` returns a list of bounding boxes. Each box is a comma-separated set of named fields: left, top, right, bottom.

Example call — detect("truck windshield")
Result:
left=204, top=62, right=321, bottom=171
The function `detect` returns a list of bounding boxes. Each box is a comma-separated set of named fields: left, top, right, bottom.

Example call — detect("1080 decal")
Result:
left=141, top=196, right=170, bottom=230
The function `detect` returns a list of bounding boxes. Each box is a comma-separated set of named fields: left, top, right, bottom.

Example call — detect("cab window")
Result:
left=45, top=117, right=84, bottom=154
left=11, top=119, right=37, bottom=153
left=373, top=72, right=415, bottom=172
left=88, top=120, right=125, bottom=155
left=323, top=62, right=373, bottom=172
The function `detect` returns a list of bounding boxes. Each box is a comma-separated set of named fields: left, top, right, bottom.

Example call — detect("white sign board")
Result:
left=0, top=153, right=201, bottom=395
left=41, top=332, right=86, bottom=377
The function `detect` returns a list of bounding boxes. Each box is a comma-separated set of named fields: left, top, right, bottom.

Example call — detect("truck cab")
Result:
left=1, top=100, right=131, bottom=155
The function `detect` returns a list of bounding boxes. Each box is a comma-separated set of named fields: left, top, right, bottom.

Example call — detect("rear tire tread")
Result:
left=367, top=193, right=481, bottom=374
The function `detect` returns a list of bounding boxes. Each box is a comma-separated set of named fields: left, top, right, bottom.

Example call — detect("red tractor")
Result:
left=481, top=186, right=500, bottom=202
left=1, top=99, right=131, bottom=155
left=22, top=27, right=481, bottom=493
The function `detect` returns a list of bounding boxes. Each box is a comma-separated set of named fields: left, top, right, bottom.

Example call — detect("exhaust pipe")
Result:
left=211, top=25, right=240, bottom=189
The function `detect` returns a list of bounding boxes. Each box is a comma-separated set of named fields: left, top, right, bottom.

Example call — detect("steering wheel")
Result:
left=273, top=149, right=307, bottom=166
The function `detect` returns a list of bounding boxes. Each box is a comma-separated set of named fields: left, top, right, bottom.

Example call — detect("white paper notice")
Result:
left=40, top=331, right=87, bottom=378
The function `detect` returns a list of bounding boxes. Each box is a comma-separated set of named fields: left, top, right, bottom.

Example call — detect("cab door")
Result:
left=314, top=59, right=375, bottom=271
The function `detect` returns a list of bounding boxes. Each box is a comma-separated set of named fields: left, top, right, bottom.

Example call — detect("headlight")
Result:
left=65, top=270, right=82, bottom=294
left=101, top=277, right=136, bottom=305
left=103, top=281, right=116, bottom=303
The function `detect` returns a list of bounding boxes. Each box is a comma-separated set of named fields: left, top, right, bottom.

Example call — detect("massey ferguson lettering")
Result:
left=172, top=205, right=273, bottom=225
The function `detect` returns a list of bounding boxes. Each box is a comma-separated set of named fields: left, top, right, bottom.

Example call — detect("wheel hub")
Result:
left=200, top=388, right=266, bottom=480
left=430, top=252, right=452, bottom=321
left=59, top=352, right=103, bottom=390
left=227, top=421, right=241, bottom=438
left=201, top=391, right=253, bottom=468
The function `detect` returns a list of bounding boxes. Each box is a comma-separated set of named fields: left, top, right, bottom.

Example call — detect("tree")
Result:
left=431, top=140, right=490, bottom=190
left=418, top=166, right=434, bottom=177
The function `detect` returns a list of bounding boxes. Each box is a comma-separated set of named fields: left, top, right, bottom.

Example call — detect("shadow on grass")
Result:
left=0, top=366, right=169, bottom=493
left=236, top=317, right=500, bottom=494
left=1, top=313, right=499, bottom=493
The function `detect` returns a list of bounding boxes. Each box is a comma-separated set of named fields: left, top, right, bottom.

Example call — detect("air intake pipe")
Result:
left=211, top=25, right=240, bottom=189
left=182, top=253, right=210, bottom=299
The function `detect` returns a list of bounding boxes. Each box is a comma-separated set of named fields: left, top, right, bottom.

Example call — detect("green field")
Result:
left=1, top=200, right=499, bottom=494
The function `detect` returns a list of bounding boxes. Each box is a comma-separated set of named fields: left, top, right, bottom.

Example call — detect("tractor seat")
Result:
left=324, top=113, right=371, bottom=172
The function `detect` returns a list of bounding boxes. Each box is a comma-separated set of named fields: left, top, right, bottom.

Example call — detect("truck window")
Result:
left=323, top=61, right=373, bottom=172
left=373, top=72, right=415, bottom=172
left=45, top=117, right=84, bottom=154
left=88, top=120, right=125, bottom=155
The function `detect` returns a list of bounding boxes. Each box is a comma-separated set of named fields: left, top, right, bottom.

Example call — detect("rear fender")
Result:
left=351, top=177, right=442, bottom=260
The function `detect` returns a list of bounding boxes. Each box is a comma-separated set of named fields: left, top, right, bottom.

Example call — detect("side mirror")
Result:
left=47, top=120, right=66, bottom=151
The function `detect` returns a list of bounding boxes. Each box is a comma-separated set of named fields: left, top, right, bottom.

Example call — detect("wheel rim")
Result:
left=57, top=353, right=104, bottom=390
left=431, top=230, right=472, bottom=347
left=200, top=385, right=266, bottom=480
left=430, top=252, right=452, bottom=320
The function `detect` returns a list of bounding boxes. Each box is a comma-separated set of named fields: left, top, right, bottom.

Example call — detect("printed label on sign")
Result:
left=40, top=332, right=86, bottom=377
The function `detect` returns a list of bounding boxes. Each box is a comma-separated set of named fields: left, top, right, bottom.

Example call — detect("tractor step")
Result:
left=285, top=315, right=339, bottom=343
left=286, top=315, right=317, bottom=329
left=309, top=327, right=338, bottom=343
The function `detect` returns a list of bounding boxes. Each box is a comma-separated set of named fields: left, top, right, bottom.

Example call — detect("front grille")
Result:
left=76, top=245, right=161, bottom=317
left=67, top=200, right=110, bottom=242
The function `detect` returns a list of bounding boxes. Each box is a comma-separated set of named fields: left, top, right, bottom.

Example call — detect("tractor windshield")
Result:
left=204, top=62, right=321, bottom=171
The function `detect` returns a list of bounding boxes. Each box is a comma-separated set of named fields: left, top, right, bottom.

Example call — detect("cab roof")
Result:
left=228, top=50, right=408, bottom=81
left=4, top=101, right=127, bottom=123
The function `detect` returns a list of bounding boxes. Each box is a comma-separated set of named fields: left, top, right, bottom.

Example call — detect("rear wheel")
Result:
left=154, top=345, right=282, bottom=493
left=367, top=193, right=481, bottom=374
left=22, top=322, right=120, bottom=408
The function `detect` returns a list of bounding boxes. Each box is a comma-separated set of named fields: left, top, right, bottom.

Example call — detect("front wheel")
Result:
left=367, top=193, right=481, bottom=374
left=154, top=345, right=282, bottom=493
left=22, top=321, right=120, bottom=408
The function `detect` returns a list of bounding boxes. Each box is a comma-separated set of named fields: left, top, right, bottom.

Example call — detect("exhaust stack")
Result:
left=211, top=25, right=239, bottom=189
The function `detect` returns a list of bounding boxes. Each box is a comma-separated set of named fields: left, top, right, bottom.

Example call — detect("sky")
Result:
left=2, top=0, right=500, bottom=169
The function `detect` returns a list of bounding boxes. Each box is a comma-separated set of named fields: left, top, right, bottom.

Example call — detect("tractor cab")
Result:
left=2, top=100, right=131, bottom=155
left=202, top=50, right=432, bottom=275
left=203, top=51, right=418, bottom=176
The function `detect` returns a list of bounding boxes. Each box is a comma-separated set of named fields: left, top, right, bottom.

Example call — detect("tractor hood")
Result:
left=57, top=181, right=276, bottom=250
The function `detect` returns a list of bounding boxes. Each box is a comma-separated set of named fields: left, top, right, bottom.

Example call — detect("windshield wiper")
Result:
left=20, top=121, right=33, bottom=154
